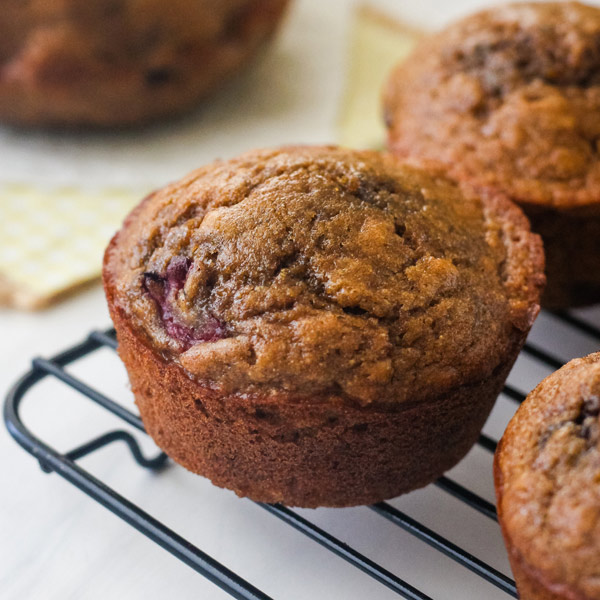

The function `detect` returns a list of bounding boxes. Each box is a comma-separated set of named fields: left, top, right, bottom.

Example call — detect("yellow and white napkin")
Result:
left=0, top=185, right=140, bottom=309
left=337, top=5, right=422, bottom=149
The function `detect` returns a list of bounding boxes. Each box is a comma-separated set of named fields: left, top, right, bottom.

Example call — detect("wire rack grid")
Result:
left=4, top=310, right=600, bottom=600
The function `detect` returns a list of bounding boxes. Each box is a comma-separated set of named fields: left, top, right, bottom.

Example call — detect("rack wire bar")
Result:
left=552, top=311, right=600, bottom=341
left=32, top=356, right=144, bottom=431
left=4, top=368, right=274, bottom=600
left=433, top=477, right=497, bottom=521
left=2, top=330, right=439, bottom=600
left=477, top=434, right=497, bottom=453
left=521, top=343, right=564, bottom=371
left=502, top=385, right=526, bottom=403
left=369, top=503, right=517, bottom=598
left=64, top=430, right=168, bottom=470
left=11, top=317, right=574, bottom=598
left=88, top=328, right=119, bottom=350
left=259, top=503, right=433, bottom=600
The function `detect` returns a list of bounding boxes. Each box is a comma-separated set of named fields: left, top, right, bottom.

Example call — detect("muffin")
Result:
left=495, top=353, right=600, bottom=600
left=0, top=0, right=289, bottom=127
left=383, top=1, right=600, bottom=309
left=103, top=145, right=544, bottom=507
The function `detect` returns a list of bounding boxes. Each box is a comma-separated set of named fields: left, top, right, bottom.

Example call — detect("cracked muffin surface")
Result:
left=384, top=1, right=600, bottom=208
left=495, top=353, right=600, bottom=599
left=105, top=146, right=543, bottom=406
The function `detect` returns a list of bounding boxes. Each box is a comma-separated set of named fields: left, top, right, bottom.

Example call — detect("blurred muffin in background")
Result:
left=0, top=0, right=289, bottom=128
left=383, top=1, right=600, bottom=309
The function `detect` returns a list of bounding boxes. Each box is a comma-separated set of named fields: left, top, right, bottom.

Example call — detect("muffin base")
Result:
left=521, top=204, right=600, bottom=310
left=110, top=300, right=523, bottom=507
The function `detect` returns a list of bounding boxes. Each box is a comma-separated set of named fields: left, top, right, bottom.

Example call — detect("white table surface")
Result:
left=2, top=1, right=600, bottom=599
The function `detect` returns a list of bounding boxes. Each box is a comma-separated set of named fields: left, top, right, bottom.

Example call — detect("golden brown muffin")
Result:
left=0, top=0, right=288, bottom=127
left=383, top=1, right=600, bottom=309
left=495, top=353, right=600, bottom=600
left=103, top=145, right=544, bottom=507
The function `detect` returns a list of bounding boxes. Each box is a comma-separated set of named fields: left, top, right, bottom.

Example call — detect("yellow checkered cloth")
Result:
left=0, top=185, right=140, bottom=309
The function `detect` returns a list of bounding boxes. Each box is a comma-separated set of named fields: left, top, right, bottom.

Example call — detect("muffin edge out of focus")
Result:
left=495, top=352, right=600, bottom=600
left=0, top=0, right=290, bottom=128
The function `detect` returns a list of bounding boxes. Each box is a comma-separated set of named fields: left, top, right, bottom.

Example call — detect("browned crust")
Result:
left=495, top=441, right=594, bottom=600
left=105, top=147, right=546, bottom=407
left=404, top=162, right=596, bottom=310
left=105, top=150, right=545, bottom=406
left=462, top=181, right=545, bottom=331
left=400, top=162, right=545, bottom=327
left=108, top=282, right=522, bottom=506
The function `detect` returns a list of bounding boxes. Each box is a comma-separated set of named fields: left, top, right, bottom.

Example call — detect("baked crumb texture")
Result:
left=104, top=146, right=544, bottom=506
left=384, top=1, right=600, bottom=308
left=0, top=0, right=288, bottom=127
left=496, top=352, right=600, bottom=600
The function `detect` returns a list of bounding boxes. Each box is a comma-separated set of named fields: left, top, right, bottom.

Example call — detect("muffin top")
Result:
left=496, top=353, right=600, bottom=598
left=384, top=1, right=600, bottom=209
left=104, top=146, right=543, bottom=406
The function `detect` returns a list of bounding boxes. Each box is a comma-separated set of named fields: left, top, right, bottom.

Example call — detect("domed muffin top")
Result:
left=496, top=352, right=600, bottom=598
left=384, top=1, right=600, bottom=209
left=104, top=146, right=543, bottom=405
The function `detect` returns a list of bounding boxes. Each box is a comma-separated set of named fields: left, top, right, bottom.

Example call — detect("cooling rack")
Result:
left=4, top=310, right=600, bottom=600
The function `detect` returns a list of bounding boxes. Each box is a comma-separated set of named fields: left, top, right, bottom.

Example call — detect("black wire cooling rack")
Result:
left=4, top=311, right=600, bottom=600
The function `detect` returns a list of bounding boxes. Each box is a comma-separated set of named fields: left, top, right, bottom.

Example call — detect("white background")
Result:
left=2, top=1, right=600, bottom=599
